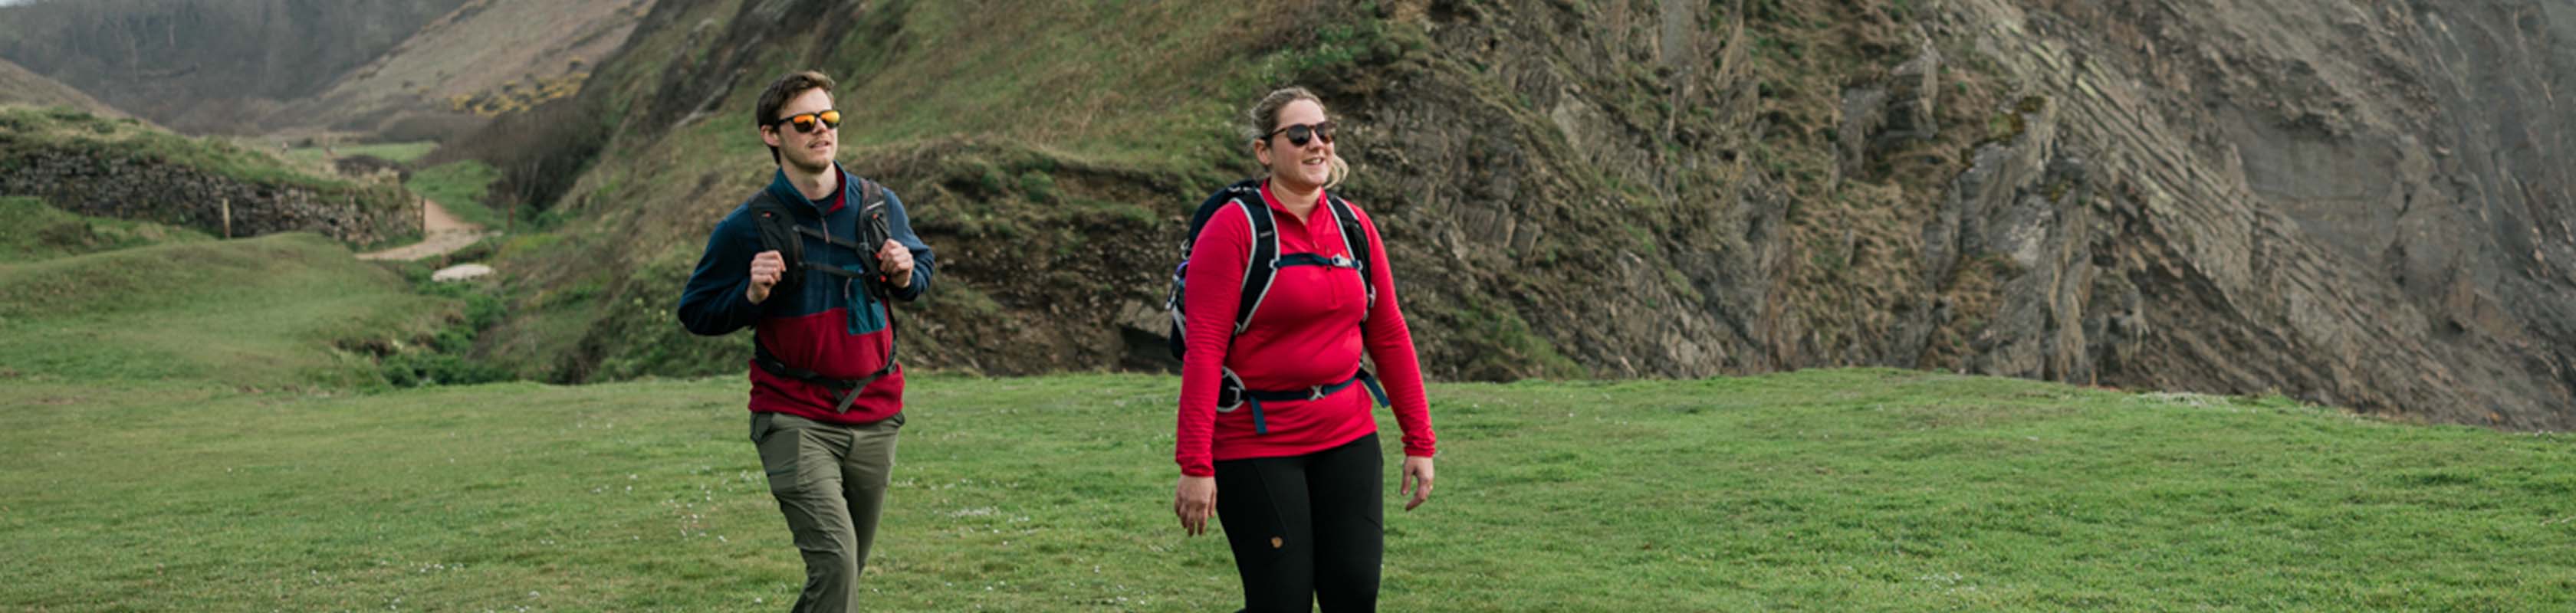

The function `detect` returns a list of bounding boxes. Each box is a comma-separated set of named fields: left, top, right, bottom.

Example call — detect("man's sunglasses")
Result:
left=1265, top=120, right=1336, bottom=147
left=769, top=110, right=842, bottom=133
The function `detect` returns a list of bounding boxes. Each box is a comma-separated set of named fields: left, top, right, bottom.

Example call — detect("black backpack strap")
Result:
left=858, top=178, right=884, bottom=211
left=790, top=226, right=868, bottom=251
left=1322, top=192, right=1375, bottom=322
left=1167, top=181, right=1267, bottom=361
left=746, top=193, right=805, bottom=290
left=1182, top=181, right=1264, bottom=253
left=856, top=179, right=894, bottom=286
left=1273, top=253, right=1355, bottom=268
left=753, top=339, right=895, bottom=413
left=1232, top=198, right=1281, bottom=335
left=778, top=179, right=892, bottom=282
left=1228, top=368, right=1391, bottom=434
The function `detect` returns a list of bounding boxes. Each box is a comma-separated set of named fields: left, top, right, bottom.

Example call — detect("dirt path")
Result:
left=356, top=198, right=492, bottom=261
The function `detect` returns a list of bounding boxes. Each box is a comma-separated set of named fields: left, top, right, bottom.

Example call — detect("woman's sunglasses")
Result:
left=1266, top=120, right=1336, bottom=147
left=770, top=110, right=842, bottom=133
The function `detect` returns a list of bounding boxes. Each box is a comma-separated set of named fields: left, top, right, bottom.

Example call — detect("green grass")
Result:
left=2, top=370, right=2568, bottom=611
left=0, top=196, right=210, bottom=263
left=405, top=159, right=504, bottom=228
left=0, top=233, right=455, bottom=388
left=281, top=140, right=440, bottom=167
left=820, top=2, right=1257, bottom=170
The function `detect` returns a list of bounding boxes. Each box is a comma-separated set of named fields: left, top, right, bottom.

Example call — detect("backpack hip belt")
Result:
left=754, top=339, right=896, bottom=414
left=1217, top=368, right=1390, bottom=434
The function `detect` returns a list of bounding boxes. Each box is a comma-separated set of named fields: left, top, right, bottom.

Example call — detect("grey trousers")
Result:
left=753, top=411, right=904, bottom=613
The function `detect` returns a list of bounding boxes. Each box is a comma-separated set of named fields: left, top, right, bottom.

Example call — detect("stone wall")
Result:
left=0, top=149, right=417, bottom=245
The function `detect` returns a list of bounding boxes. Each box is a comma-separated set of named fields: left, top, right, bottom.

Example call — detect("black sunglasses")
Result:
left=768, top=109, right=842, bottom=133
left=1265, top=120, right=1336, bottom=147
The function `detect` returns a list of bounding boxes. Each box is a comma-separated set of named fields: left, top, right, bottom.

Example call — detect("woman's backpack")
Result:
left=1164, top=179, right=1387, bottom=433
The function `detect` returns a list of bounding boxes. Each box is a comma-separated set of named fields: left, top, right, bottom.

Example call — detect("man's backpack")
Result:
left=745, top=179, right=901, bottom=413
left=1165, top=179, right=1388, bottom=434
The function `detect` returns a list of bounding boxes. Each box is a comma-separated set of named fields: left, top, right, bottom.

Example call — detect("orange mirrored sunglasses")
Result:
left=770, top=110, right=841, bottom=133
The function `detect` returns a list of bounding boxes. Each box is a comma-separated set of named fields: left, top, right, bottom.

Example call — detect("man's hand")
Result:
left=876, top=240, right=915, bottom=288
left=746, top=250, right=785, bottom=303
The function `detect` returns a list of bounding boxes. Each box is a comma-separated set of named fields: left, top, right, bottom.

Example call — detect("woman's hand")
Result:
left=1175, top=474, right=1217, bottom=536
left=1401, top=455, right=1435, bottom=511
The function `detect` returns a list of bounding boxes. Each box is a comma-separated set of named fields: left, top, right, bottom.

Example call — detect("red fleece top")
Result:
left=1175, top=182, right=1435, bottom=477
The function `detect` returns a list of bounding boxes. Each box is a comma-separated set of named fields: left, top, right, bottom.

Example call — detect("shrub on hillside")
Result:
left=420, top=95, right=609, bottom=221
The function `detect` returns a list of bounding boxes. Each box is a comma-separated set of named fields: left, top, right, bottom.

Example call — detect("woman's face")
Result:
left=1257, top=99, right=1335, bottom=192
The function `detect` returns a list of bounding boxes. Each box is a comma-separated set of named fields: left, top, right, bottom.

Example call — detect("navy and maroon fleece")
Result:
left=677, top=163, right=934, bottom=425
left=1175, top=181, right=1436, bottom=477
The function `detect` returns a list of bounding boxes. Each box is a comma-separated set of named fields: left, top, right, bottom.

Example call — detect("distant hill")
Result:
left=0, top=56, right=123, bottom=118
left=0, top=0, right=646, bottom=140
left=0, top=0, right=472, bottom=135
left=284, top=0, right=653, bottom=141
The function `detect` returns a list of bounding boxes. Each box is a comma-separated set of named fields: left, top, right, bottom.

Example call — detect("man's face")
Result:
left=761, top=88, right=838, bottom=173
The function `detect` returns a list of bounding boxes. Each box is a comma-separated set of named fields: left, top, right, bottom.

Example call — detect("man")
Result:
left=677, top=70, right=934, bottom=612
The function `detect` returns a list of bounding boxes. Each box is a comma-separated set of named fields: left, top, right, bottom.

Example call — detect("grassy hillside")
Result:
left=0, top=56, right=123, bottom=118
left=439, top=0, right=2039, bottom=392
left=2, top=370, right=2568, bottom=610
left=455, top=0, right=1419, bottom=382
left=281, top=0, right=651, bottom=141
left=0, top=232, right=455, bottom=388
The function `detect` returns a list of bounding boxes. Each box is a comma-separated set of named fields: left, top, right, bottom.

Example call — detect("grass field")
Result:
left=2, top=202, right=2571, bottom=611
left=279, top=141, right=441, bottom=169
left=2, top=370, right=2571, bottom=611
left=0, top=231, right=455, bottom=388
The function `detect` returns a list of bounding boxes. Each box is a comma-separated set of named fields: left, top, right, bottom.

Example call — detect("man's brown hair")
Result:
left=754, top=70, right=836, bottom=165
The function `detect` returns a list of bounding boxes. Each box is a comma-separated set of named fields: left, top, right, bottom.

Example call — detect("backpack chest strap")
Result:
left=1273, top=253, right=1357, bottom=269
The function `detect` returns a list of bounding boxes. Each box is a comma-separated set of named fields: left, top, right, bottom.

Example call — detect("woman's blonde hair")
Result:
left=1246, top=87, right=1350, bottom=189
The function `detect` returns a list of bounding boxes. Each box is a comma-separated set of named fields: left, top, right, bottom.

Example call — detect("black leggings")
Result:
left=1214, top=433, right=1385, bottom=613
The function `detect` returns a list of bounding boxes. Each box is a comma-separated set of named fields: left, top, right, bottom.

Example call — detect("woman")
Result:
left=1172, top=87, right=1438, bottom=612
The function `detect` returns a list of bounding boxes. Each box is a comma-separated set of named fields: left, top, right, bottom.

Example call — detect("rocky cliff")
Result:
left=457, top=0, right=2575, bottom=428
left=1894, top=0, right=2576, bottom=428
